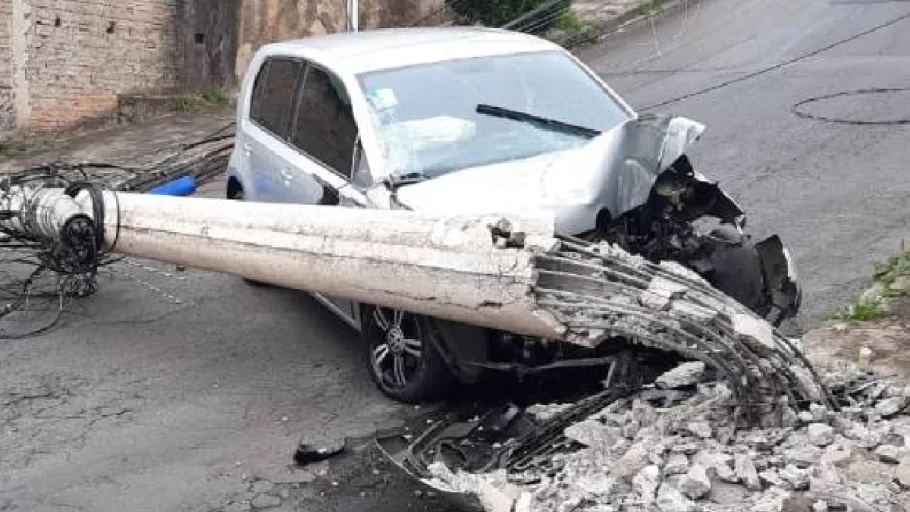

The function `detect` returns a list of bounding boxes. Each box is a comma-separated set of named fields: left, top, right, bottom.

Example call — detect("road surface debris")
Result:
left=400, top=368, right=908, bottom=512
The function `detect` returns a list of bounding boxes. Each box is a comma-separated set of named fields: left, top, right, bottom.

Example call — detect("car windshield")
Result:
left=357, top=50, right=631, bottom=180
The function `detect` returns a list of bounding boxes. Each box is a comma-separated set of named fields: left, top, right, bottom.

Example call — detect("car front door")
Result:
left=241, top=57, right=305, bottom=203
left=281, top=62, right=367, bottom=324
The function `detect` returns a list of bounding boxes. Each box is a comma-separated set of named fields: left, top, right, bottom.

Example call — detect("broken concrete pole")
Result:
left=0, top=185, right=833, bottom=411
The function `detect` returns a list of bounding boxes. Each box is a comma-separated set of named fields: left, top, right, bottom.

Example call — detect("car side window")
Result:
left=290, top=65, right=358, bottom=177
left=250, top=58, right=303, bottom=138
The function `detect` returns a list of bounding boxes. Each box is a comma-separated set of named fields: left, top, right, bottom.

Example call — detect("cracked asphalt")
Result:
left=2, top=0, right=910, bottom=510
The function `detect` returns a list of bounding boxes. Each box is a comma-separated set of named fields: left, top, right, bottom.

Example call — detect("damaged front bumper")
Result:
left=756, top=234, right=802, bottom=326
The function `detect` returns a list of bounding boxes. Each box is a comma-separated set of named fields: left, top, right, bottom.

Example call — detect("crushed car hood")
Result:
left=394, top=115, right=706, bottom=236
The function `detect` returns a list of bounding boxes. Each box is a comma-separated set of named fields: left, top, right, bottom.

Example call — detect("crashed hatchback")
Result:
left=226, top=27, right=801, bottom=403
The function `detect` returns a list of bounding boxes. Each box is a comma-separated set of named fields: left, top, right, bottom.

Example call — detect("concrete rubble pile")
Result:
left=424, top=366, right=910, bottom=512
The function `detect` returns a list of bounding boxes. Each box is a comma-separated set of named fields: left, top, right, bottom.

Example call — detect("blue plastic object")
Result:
left=148, top=175, right=197, bottom=196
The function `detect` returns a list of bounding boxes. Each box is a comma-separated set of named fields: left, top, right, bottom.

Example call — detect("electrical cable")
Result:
left=0, top=122, right=230, bottom=339
left=638, top=10, right=910, bottom=111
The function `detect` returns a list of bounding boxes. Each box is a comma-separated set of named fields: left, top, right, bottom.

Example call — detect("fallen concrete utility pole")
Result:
left=0, top=184, right=833, bottom=413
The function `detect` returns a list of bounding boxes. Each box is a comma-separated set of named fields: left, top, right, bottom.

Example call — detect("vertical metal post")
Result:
left=347, top=0, right=359, bottom=32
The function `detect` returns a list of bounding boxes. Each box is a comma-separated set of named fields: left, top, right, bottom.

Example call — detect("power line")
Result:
left=639, top=10, right=910, bottom=111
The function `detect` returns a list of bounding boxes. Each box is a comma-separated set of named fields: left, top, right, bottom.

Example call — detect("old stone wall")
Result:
left=178, top=0, right=240, bottom=91
left=0, top=0, right=17, bottom=141
left=1, top=0, right=442, bottom=142
left=235, top=0, right=444, bottom=84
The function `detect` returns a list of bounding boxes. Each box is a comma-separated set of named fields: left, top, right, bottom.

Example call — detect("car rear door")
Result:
left=241, top=57, right=304, bottom=203
left=281, top=62, right=367, bottom=324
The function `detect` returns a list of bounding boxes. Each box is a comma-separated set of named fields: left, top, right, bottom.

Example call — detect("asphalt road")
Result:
left=578, top=0, right=910, bottom=328
left=2, top=1, right=910, bottom=511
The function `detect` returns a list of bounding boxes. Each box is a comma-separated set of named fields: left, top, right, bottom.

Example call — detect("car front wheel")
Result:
left=362, top=305, right=456, bottom=404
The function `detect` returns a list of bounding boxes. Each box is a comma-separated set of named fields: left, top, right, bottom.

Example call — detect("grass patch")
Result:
left=176, top=95, right=198, bottom=112
left=0, top=143, right=28, bottom=157
left=837, top=298, right=886, bottom=322
left=637, top=0, right=664, bottom=16
left=202, top=87, right=230, bottom=105
left=177, top=87, right=232, bottom=113
left=874, top=246, right=910, bottom=297
left=556, top=10, right=586, bottom=31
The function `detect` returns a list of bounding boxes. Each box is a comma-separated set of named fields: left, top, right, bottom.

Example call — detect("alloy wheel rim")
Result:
left=370, top=307, right=422, bottom=389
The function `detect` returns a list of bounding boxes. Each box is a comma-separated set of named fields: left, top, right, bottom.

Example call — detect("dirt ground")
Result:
left=805, top=300, right=910, bottom=381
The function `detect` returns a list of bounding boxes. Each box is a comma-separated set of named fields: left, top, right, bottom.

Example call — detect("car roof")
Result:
left=258, top=27, right=562, bottom=74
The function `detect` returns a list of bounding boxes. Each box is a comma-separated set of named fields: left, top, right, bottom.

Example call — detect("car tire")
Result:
left=227, top=186, right=268, bottom=287
left=705, top=227, right=767, bottom=317
left=362, top=305, right=456, bottom=404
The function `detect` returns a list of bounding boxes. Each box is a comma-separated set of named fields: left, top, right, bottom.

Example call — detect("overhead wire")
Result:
left=638, top=9, right=910, bottom=111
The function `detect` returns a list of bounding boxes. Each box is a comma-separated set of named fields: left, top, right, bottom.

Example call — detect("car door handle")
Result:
left=280, top=168, right=294, bottom=182
left=243, top=143, right=253, bottom=156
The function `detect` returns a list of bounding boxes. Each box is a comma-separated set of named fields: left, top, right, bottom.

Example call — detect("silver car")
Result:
left=226, top=27, right=800, bottom=403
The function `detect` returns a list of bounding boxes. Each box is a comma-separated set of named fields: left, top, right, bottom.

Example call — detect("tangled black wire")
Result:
left=0, top=165, right=120, bottom=339
left=0, top=121, right=234, bottom=340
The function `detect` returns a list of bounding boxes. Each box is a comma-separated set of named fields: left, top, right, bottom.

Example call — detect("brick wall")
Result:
left=1, top=0, right=441, bottom=142
left=0, top=1, right=15, bottom=140
left=21, top=0, right=180, bottom=134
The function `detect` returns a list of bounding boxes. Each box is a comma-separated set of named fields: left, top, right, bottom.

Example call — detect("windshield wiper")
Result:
left=476, top=104, right=601, bottom=139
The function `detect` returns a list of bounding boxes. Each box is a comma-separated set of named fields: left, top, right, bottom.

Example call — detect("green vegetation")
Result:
left=448, top=0, right=571, bottom=31
left=837, top=298, right=885, bottom=322
left=834, top=245, right=910, bottom=322
left=0, top=143, right=28, bottom=158
left=874, top=246, right=910, bottom=298
left=176, top=95, right=198, bottom=112
left=555, top=9, right=586, bottom=32
left=202, top=87, right=230, bottom=105
left=637, top=0, right=664, bottom=16
left=177, top=87, right=232, bottom=112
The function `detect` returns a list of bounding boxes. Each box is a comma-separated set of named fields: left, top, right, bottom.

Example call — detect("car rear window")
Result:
left=290, top=66, right=358, bottom=176
left=250, top=58, right=303, bottom=138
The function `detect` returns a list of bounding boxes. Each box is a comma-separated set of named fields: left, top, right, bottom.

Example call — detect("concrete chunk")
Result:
left=779, top=464, right=809, bottom=491
left=807, top=423, right=835, bottom=447
left=874, top=444, right=905, bottom=464
left=656, top=482, right=699, bottom=512
left=564, top=420, right=622, bottom=450
left=734, top=454, right=762, bottom=491
left=679, top=464, right=711, bottom=500
left=664, top=453, right=690, bottom=476
left=633, top=465, right=661, bottom=503
left=875, top=396, right=908, bottom=418
left=732, top=313, right=775, bottom=349
left=656, top=362, right=706, bottom=390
